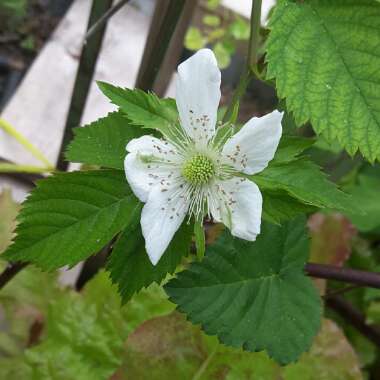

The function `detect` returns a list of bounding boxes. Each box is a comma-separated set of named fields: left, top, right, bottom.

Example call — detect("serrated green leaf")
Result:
left=262, top=190, right=316, bottom=224
left=273, top=135, right=315, bottom=164
left=266, top=0, right=380, bottom=162
left=97, top=82, right=180, bottom=141
left=107, top=221, right=192, bottom=304
left=254, top=158, right=354, bottom=212
left=66, top=112, right=145, bottom=170
left=3, top=170, right=141, bottom=270
left=165, top=218, right=322, bottom=364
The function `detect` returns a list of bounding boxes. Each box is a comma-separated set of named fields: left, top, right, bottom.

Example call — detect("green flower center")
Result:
left=182, top=154, right=215, bottom=185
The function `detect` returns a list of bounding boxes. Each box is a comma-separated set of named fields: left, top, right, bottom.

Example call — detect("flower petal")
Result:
left=125, top=136, right=181, bottom=202
left=141, top=184, right=190, bottom=265
left=209, top=178, right=262, bottom=241
left=222, top=110, right=283, bottom=175
left=176, top=49, right=221, bottom=144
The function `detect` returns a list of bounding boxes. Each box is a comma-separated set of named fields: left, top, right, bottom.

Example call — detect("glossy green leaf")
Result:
left=273, top=136, right=315, bottom=164
left=255, top=158, right=354, bottom=212
left=266, top=0, right=380, bottom=162
left=107, top=221, right=192, bottom=304
left=3, top=170, right=141, bottom=270
left=66, top=112, right=145, bottom=170
left=97, top=82, right=180, bottom=141
left=262, top=190, right=315, bottom=224
left=166, top=218, right=322, bottom=364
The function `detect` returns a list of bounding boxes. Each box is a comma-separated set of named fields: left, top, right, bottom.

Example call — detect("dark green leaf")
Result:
left=97, top=82, right=180, bottom=141
left=66, top=112, right=145, bottom=170
left=107, top=221, right=192, bottom=304
left=3, top=170, right=141, bottom=270
left=266, top=0, right=380, bottom=162
left=254, top=158, right=354, bottom=212
left=165, top=218, right=322, bottom=364
left=262, top=189, right=315, bottom=224
left=273, top=136, right=314, bottom=164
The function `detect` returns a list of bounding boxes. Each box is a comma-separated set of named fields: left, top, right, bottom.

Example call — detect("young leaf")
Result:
left=66, top=112, right=145, bottom=170
left=107, top=222, right=192, bottom=304
left=266, top=0, right=380, bottom=162
left=254, top=158, right=354, bottom=212
left=97, top=81, right=180, bottom=141
left=165, top=218, right=322, bottom=365
left=3, top=170, right=141, bottom=270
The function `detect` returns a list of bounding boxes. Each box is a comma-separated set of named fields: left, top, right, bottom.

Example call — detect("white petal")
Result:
left=141, top=184, right=189, bottom=265
left=209, top=178, right=262, bottom=241
left=222, top=110, right=283, bottom=175
left=126, top=135, right=178, bottom=159
left=124, top=136, right=181, bottom=202
left=176, top=49, right=221, bottom=144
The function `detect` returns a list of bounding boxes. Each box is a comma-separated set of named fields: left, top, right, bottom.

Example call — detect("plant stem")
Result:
left=0, top=163, right=54, bottom=174
left=305, top=263, right=380, bottom=289
left=194, top=219, right=206, bottom=261
left=84, top=0, right=130, bottom=43
left=0, top=262, right=28, bottom=289
left=326, top=295, right=380, bottom=347
left=223, top=0, right=262, bottom=123
left=0, top=118, right=53, bottom=169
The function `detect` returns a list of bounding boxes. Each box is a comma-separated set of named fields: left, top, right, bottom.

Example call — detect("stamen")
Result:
left=182, top=154, right=215, bottom=185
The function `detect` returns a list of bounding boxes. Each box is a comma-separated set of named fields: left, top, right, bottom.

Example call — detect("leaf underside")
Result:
left=266, top=0, right=380, bottom=162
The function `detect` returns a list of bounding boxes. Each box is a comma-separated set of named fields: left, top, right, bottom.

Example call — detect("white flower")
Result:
left=125, top=49, right=283, bottom=265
